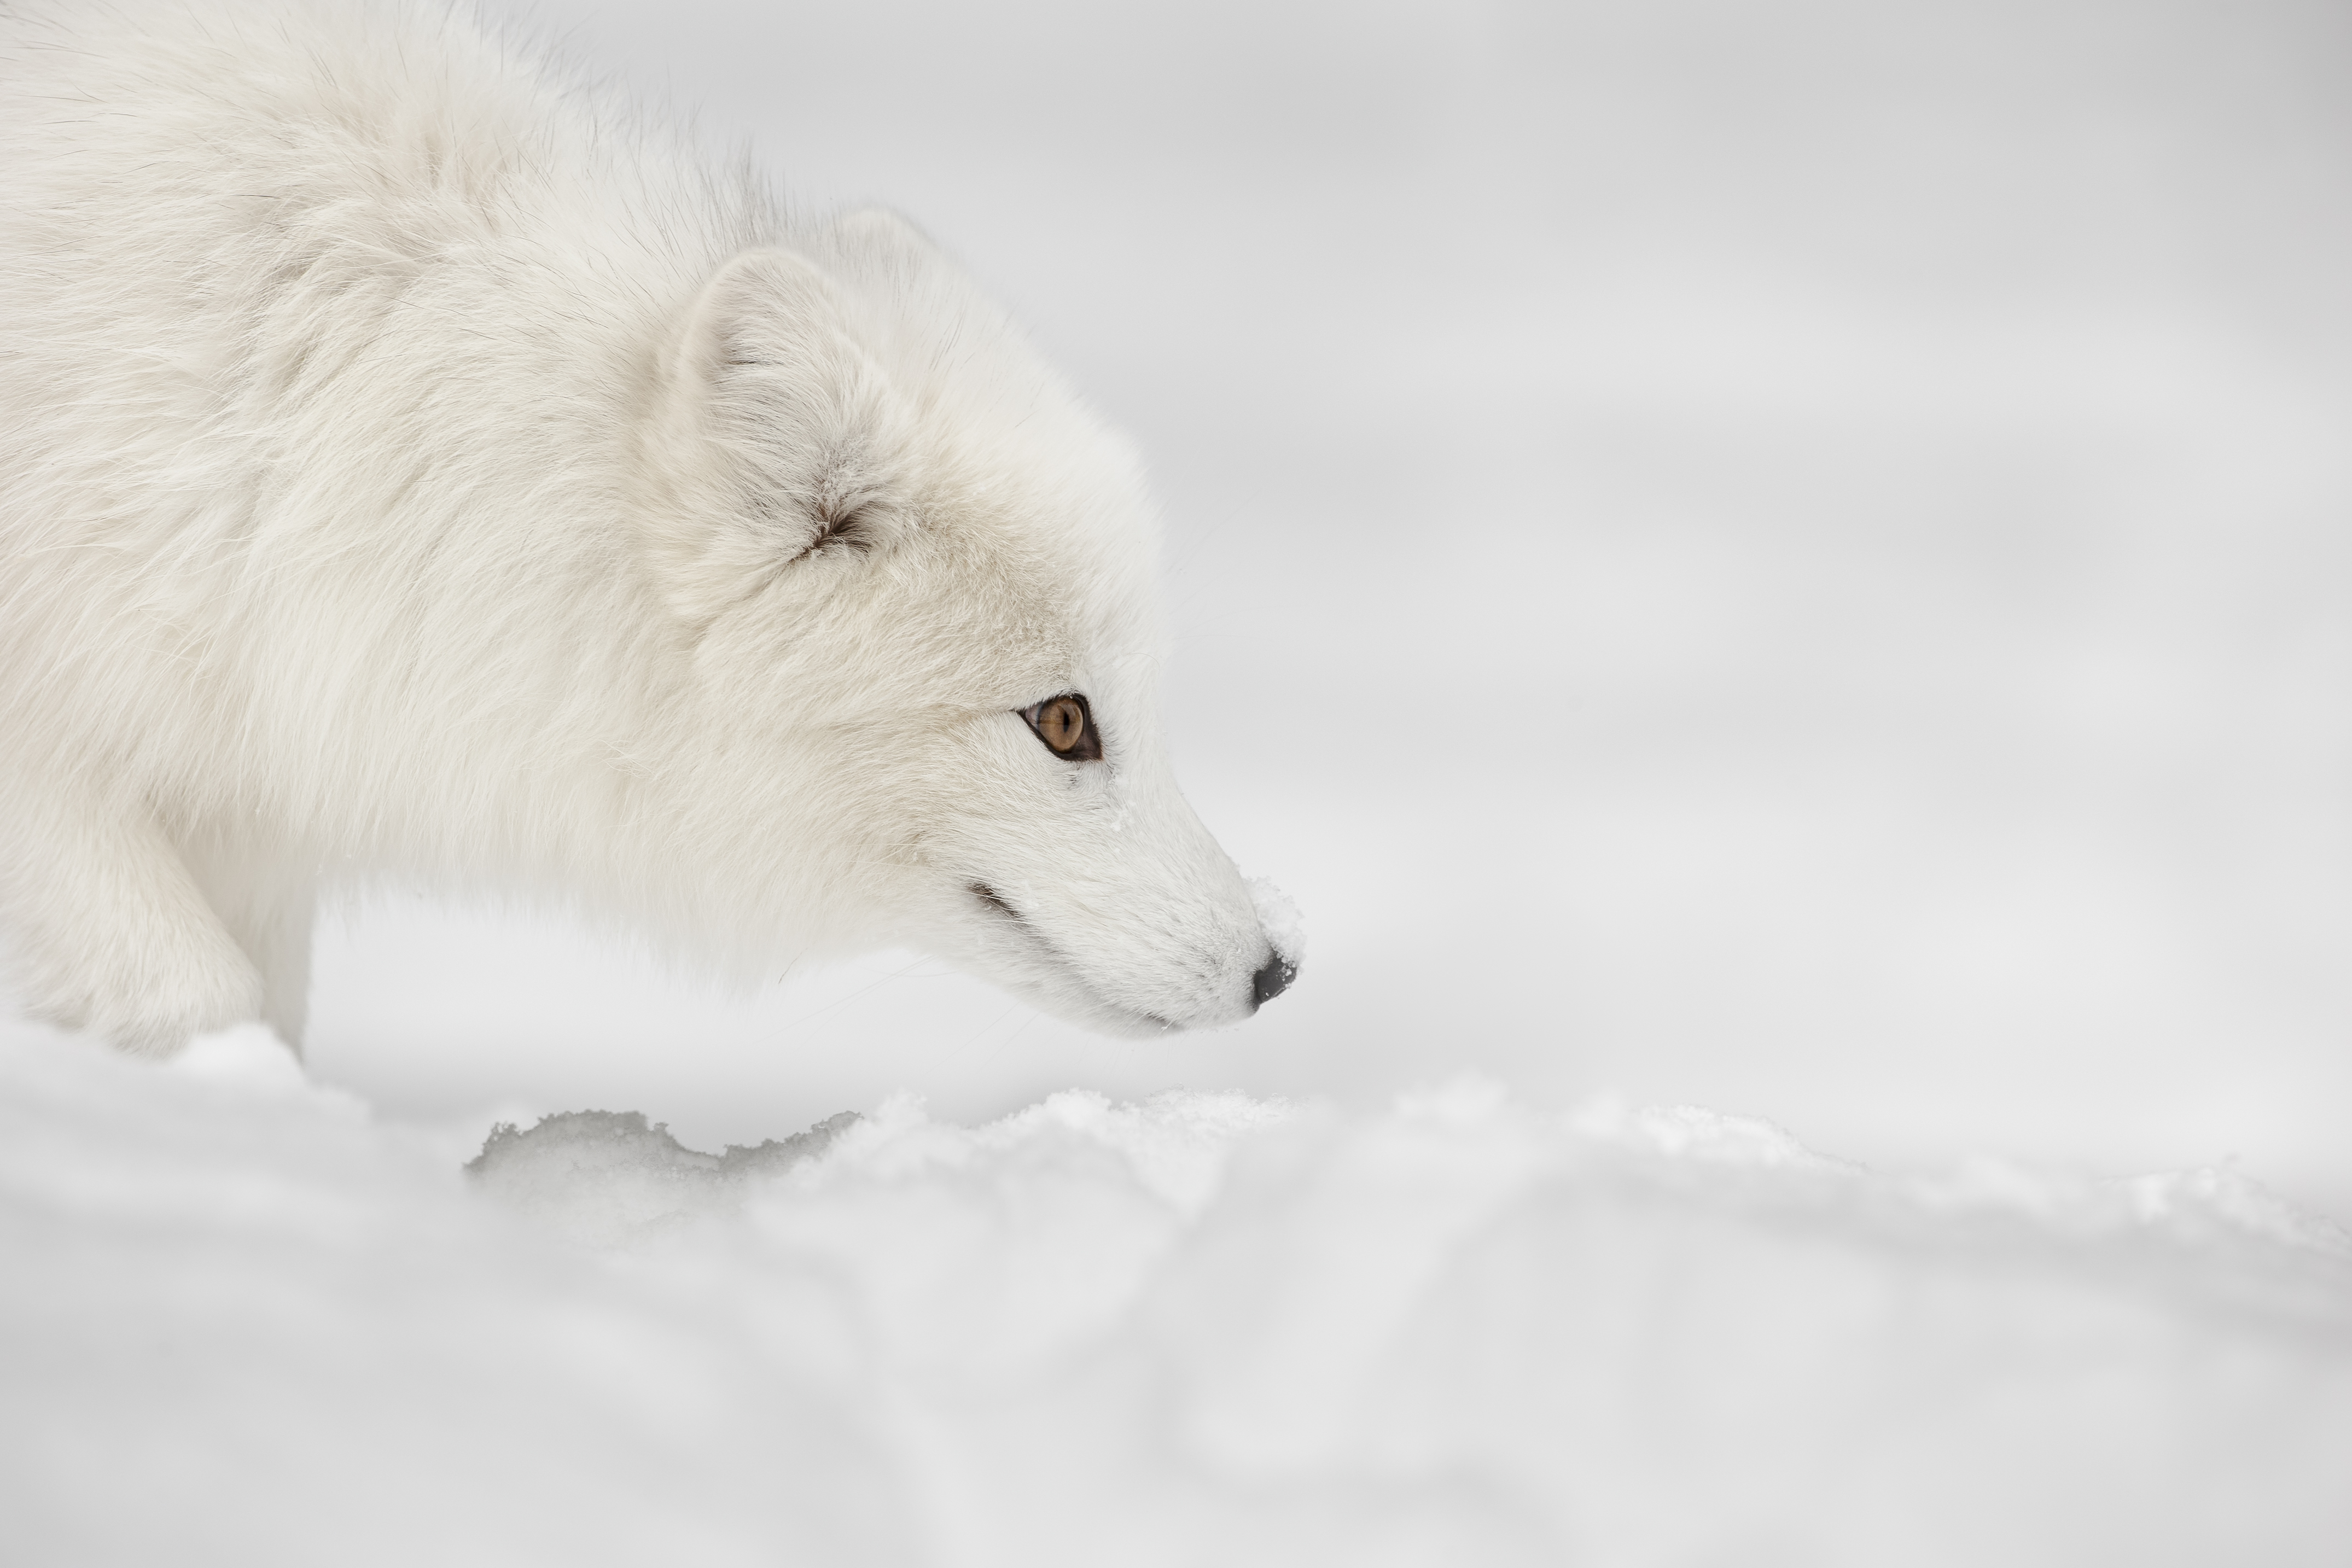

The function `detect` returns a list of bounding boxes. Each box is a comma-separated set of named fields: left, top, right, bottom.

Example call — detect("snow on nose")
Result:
left=1245, top=877, right=1302, bottom=1011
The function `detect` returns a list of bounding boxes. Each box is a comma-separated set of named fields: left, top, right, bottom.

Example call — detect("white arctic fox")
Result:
left=0, top=0, right=1297, bottom=1054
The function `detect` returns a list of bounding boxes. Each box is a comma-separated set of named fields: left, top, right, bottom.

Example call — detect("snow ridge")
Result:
left=4, top=1027, right=2349, bottom=1566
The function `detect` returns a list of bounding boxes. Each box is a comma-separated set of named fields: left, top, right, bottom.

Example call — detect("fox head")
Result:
left=632, top=211, right=1296, bottom=1034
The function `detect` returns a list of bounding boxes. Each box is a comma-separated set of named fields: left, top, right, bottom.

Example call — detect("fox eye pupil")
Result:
left=1021, top=693, right=1102, bottom=761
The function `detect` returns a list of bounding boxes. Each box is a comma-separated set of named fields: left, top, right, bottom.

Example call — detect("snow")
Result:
left=8, top=1018, right=2349, bottom=1565
left=1246, top=877, right=1306, bottom=970
left=8, top=1, right=2352, bottom=1560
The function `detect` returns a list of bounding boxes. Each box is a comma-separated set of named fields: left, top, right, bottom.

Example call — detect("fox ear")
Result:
left=643, top=249, right=911, bottom=620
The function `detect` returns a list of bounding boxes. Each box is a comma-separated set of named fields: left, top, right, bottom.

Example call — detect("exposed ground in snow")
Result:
left=7, top=1018, right=2349, bottom=1566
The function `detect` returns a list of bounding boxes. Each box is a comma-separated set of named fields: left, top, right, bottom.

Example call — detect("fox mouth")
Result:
left=968, top=881, right=1022, bottom=922
left=964, top=881, right=1175, bottom=1031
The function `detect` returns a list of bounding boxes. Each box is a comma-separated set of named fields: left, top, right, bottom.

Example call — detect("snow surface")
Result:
left=7, top=1019, right=2350, bottom=1566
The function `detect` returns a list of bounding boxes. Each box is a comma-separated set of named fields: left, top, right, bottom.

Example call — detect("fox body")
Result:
left=0, top=0, right=1294, bottom=1052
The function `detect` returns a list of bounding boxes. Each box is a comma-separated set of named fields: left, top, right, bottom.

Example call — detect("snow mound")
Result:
left=4, top=1031, right=2350, bottom=1566
left=465, top=1108, right=859, bottom=1248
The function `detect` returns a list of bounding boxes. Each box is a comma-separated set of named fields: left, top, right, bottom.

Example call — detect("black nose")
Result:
left=1250, top=952, right=1298, bottom=1010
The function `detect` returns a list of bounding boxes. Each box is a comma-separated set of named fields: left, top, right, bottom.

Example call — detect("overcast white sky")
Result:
left=300, top=0, right=2352, bottom=1214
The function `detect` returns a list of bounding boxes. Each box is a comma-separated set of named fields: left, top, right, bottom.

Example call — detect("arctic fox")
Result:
left=0, top=0, right=1296, bottom=1054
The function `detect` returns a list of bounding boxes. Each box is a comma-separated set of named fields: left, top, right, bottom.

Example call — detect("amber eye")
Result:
left=1020, top=693, right=1102, bottom=761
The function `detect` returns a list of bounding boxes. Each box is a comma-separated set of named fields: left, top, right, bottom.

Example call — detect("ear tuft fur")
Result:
left=641, top=249, right=910, bottom=621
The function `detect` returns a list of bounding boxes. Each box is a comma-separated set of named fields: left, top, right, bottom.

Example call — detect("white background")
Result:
left=295, top=0, right=2352, bottom=1214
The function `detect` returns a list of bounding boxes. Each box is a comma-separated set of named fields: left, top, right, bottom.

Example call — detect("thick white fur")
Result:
left=0, top=0, right=1293, bottom=1053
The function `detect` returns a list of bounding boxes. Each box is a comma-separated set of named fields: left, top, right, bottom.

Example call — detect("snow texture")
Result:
left=5, top=1022, right=2349, bottom=1566
left=1247, top=877, right=1306, bottom=970
left=465, top=1108, right=860, bottom=1250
